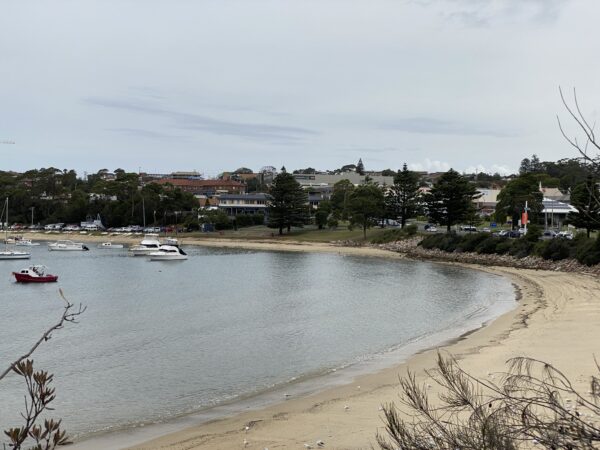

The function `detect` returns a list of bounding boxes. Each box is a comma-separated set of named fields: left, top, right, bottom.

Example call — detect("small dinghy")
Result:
left=13, top=265, right=58, bottom=283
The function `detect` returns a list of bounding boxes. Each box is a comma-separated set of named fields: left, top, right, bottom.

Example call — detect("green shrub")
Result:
left=475, top=236, right=503, bottom=254
left=524, top=224, right=542, bottom=243
left=370, top=224, right=419, bottom=244
left=508, top=239, right=535, bottom=259
left=534, top=239, right=573, bottom=261
left=234, top=214, right=265, bottom=227
left=575, top=235, right=600, bottom=266
left=419, top=233, right=462, bottom=252
left=494, top=239, right=512, bottom=255
left=404, top=224, right=418, bottom=236
left=455, top=233, right=489, bottom=253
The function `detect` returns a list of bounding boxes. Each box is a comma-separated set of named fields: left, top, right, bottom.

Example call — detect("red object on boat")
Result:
left=13, top=266, right=58, bottom=283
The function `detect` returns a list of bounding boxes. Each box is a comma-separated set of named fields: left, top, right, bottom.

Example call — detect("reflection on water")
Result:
left=0, top=244, right=514, bottom=439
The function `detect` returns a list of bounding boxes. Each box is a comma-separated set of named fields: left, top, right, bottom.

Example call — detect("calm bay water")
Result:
left=0, top=243, right=515, bottom=442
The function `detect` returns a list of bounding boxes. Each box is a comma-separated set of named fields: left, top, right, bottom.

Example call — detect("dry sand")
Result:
left=28, top=233, right=600, bottom=449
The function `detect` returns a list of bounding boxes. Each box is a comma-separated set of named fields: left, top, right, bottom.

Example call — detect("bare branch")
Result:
left=0, top=290, right=85, bottom=382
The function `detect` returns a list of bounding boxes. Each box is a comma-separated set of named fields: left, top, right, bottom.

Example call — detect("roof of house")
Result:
left=154, top=179, right=245, bottom=187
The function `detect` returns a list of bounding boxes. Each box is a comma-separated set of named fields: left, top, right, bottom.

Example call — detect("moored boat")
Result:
left=15, top=239, right=40, bottom=247
left=13, top=265, right=58, bottom=283
left=148, top=245, right=188, bottom=261
left=0, top=250, right=31, bottom=260
left=48, top=240, right=89, bottom=251
left=1, top=198, right=31, bottom=260
left=129, top=234, right=161, bottom=256
left=97, top=242, right=124, bottom=249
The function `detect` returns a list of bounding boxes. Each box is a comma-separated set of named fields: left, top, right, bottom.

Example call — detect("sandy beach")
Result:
left=119, top=266, right=598, bottom=450
left=28, top=233, right=600, bottom=449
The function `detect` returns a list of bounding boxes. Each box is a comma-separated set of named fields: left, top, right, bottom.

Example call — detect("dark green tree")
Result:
left=314, top=200, right=332, bottom=230
left=495, top=174, right=543, bottom=229
left=356, top=158, right=365, bottom=175
left=267, top=172, right=309, bottom=235
left=330, top=179, right=355, bottom=220
left=424, top=169, right=481, bottom=232
left=348, top=183, right=385, bottom=239
left=385, top=163, right=420, bottom=228
left=568, top=176, right=600, bottom=237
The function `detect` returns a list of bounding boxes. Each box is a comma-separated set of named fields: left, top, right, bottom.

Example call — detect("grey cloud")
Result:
left=106, top=127, right=188, bottom=141
left=414, top=0, right=569, bottom=27
left=84, top=97, right=316, bottom=144
left=379, top=117, right=517, bottom=138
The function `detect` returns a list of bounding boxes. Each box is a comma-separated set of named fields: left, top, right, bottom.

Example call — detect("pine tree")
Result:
left=424, top=169, right=481, bottom=232
left=267, top=172, right=309, bottom=235
left=356, top=158, right=365, bottom=175
left=386, top=163, right=420, bottom=228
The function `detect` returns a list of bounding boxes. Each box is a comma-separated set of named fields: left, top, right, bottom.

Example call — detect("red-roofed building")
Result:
left=153, top=178, right=246, bottom=196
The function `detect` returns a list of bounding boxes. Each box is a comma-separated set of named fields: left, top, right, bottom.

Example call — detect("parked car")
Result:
left=460, top=225, right=477, bottom=232
left=542, top=230, right=558, bottom=239
left=557, top=231, right=574, bottom=240
left=426, top=226, right=438, bottom=232
left=499, top=230, right=520, bottom=238
left=482, top=227, right=491, bottom=233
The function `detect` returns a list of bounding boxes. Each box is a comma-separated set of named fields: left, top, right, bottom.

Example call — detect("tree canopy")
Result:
left=348, top=183, right=385, bottom=238
left=385, top=163, right=420, bottom=228
left=495, top=173, right=543, bottom=228
left=424, top=169, right=481, bottom=232
left=267, top=172, right=309, bottom=234
left=568, top=176, right=600, bottom=237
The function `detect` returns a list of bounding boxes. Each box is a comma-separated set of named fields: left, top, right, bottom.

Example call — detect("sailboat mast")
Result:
left=142, top=197, right=146, bottom=228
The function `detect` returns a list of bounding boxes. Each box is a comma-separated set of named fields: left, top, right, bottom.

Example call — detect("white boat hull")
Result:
left=149, top=254, right=188, bottom=261
left=98, top=243, right=124, bottom=249
left=16, top=241, right=40, bottom=247
left=0, top=251, right=31, bottom=260
left=129, top=247, right=158, bottom=256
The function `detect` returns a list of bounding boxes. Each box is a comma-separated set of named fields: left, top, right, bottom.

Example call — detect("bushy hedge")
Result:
left=370, top=224, right=418, bottom=244
left=419, top=232, right=600, bottom=266
left=234, top=214, right=265, bottom=227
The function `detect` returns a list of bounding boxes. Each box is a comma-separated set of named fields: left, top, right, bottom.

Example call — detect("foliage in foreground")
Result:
left=419, top=232, right=600, bottom=266
left=1, top=292, right=85, bottom=450
left=378, top=353, right=600, bottom=450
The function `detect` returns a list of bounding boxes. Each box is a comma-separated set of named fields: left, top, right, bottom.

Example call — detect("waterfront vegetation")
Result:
left=419, top=229, right=600, bottom=266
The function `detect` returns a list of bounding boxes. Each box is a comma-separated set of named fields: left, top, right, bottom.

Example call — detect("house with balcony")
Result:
left=153, top=178, right=247, bottom=196
left=217, top=193, right=270, bottom=217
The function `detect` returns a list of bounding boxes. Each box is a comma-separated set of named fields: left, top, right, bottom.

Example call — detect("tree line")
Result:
left=0, top=168, right=198, bottom=228
left=267, top=156, right=598, bottom=238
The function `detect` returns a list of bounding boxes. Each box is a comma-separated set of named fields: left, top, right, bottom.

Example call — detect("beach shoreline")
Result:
left=28, top=233, right=600, bottom=449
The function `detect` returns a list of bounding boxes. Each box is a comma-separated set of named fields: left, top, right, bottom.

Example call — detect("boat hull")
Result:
left=149, top=255, right=188, bottom=261
left=0, top=252, right=31, bottom=260
left=48, top=246, right=88, bottom=251
left=13, top=273, right=58, bottom=283
left=129, top=247, right=158, bottom=256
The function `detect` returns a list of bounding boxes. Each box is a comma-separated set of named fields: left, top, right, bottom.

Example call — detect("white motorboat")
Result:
left=129, top=234, right=161, bottom=256
left=15, top=239, right=40, bottom=247
left=0, top=198, right=31, bottom=260
left=97, top=242, right=124, bottom=249
left=48, top=240, right=89, bottom=251
left=148, top=245, right=188, bottom=261
left=0, top=250, right=31, bottom=260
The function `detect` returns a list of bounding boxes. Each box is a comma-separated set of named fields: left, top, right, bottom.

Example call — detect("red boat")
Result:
left=13, top=265, right=58, bottom=283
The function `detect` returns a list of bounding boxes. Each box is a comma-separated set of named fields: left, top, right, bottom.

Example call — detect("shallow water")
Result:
left=0, top=243, right=514, bottom=441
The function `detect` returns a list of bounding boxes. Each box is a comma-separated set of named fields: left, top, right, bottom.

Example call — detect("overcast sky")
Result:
left=1, top=0, right=599, bottom=177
